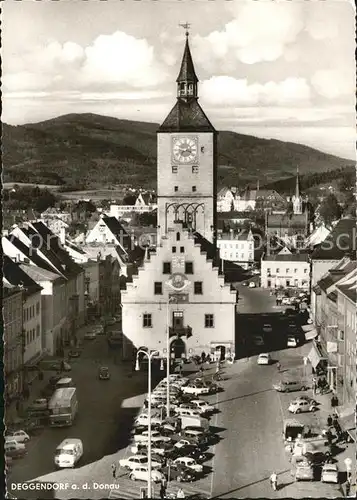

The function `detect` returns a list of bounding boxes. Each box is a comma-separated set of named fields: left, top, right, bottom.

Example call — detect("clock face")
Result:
left=172, top=136, right=198, bottom=164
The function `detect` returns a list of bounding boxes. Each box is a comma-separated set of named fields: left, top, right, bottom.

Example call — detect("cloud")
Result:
left=3, top=31, right=168, bottom=93
left=194, top=2, right=304, bottom=65
left=200, top=76, right=311, bottom=107
left=311, top=69, right=356, bottom=100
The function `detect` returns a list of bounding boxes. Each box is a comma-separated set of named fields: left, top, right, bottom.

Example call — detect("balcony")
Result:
left=169, top=326, right=192, bottom=338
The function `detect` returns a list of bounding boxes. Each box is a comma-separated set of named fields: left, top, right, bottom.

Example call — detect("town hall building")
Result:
left=121, top=32, right=237, bottom=362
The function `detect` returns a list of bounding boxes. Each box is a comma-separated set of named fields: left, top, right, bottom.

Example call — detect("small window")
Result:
left=143, top=314, right=152, bottom=328
left=286, top=268, right=290, bottom=274
left=194, top=282, right=203, bottom=294
left=200, top=146, right=204, bottom=153
left=267, top=268, right=271, bottom=273
left=174, top=186, right=178, bottom=192
left=172, top=166, right=178, bottom=173
left=36, top=325, right=40, bottom=337
left=36, top=302, right=40, bottom=315
left=154, top=282, right=163, bottom=295
left=176, top=232, right=180, bottom=241
left=172, top=246, right=177, bottom=253
left=276, top=268, right=280, bottom=274
left=192, top=165, right=199, bottom=174
left=286, top=280, right=290, bottom=287
left=163, top=262, right=171, bottom=274
left=304, top=269, right=308, bottom=273
left=267, top=280, right=271, bottom=287
left=294, top=268, right=298, bottom=273
left=192, top=186, right=197, bottom=192
left=180, top=246, right=185, bottom=253
left=205, top=314, right=214, bottom=328
left=185, top=262, right=194, bottom=274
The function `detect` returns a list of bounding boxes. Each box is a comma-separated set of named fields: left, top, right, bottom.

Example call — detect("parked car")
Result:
left=5, top=441, right=27, bottom=459
left=191, top=400, right=215, bottom=414
left=282, top=297, right=291, bottom=305
left=162, top=464, right=197, bottom=482
left=287, top=336, right=299, bottom=348
left=273, top=380, right=308, bottom=393
left=249, top=282, right=256, bottom=288
left=84, top=331, right=97, bottom=340
left=49, top=375, right=62, bottom=386
left=170, top=445, right=207, bottom=462
left=98, top=366, right=110, bottom=380
left=119, top=455, right=162, bottom=470
left=133, top=430, right=171, bottom=443
left=242, top=281, right=248, bottom=286
left=131, top=442, right=174, bottom=456
left=291, top=396, right=317, bottom=406
left=180, top=430, right=209, bottom=446
left=262, top=324, right=272, bottom=333
left=68, top=350, right=81, bottom=358
left=321, top=463, right=339, bottom=483
left=129, top=466, right=164, bottom=483
left=135, top=413, right=165, bottom=427
left=173, top=457, right=203, bottom=473
left=5, top=430, right=30, bottom=444
left=174, top=438, right=206, bottom=450
left=181, top=385, right=210, bottom=396
left=295, top=459, right=314, bottom=481
left=50, top=361, right=71, bottom=372
left=257, top=353, right=271, bottom=365
left=288, top=400, right=317, bottom=414
left=303, top=451, right=328, bottom=467
left=252, top=335, right=265, bottom=346
left=27, top=398, right=48, bottom=412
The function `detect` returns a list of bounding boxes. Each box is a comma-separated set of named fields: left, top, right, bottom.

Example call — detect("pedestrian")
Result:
left=327, top=414, right=333, bottom=427
left=111, top=462, right=117, bottom=479
left=199, top=365, right=204, bottom=375
left=276, top=362, right=281, bottom=372
left=201, top=351, right=206, bottom=363
left=176, top=488, right=185, bottom=499
left=160, top=482, right=166, bottom=499
left=178, top=364, right=182, bottom=375
left=346, top=480, right=351, bottom=497
left=270, top=472, right=278, bottom=491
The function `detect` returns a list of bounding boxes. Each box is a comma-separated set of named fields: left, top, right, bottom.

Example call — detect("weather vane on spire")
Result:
left=179, top=22, right=191, bottom=37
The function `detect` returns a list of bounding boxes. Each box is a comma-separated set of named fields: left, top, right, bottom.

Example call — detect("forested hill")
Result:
left=3, top=113, right=353, bottom=189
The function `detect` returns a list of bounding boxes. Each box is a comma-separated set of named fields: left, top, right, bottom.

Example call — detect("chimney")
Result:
left=59, top=226, right=66, bottom=246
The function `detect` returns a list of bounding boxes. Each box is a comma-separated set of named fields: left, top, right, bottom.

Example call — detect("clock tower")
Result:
left=157, top=32, right=217, bottom=245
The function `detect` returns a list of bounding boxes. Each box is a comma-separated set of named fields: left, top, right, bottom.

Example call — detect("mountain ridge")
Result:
left=2, top=113, right=353, bottom=190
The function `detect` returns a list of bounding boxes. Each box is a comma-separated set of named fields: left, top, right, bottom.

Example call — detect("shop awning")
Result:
left=308, top=344, right=323, bottom=368
left=305, top=329, right=318, bottom=341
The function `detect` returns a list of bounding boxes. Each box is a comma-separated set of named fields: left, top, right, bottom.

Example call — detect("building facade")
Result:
left=121, top=32, right=236, bottom=362
left=217, top=229, right=254, bottom=269
left=4, top=286, right=24, bottom=408
left=261, top=249, right=310, bottom=289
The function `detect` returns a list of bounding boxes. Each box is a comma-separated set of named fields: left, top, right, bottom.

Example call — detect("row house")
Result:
left=310, top=216, right=356, bottom=323
left=217, top=229, right=254, bottom=269
left=3, top=285, right=24, bottom=410
left=336, top=272, right=357, bottom=442
left=309, top=259, right=356, bottom=443
left=261, top=248, right=310, bottom=290
left=3, top=221, right=86, bottom=355
left=3, top=256, right=43, bottom=370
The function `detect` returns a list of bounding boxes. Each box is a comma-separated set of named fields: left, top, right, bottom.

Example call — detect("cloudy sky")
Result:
left=3, top=0, right=356, bottom=159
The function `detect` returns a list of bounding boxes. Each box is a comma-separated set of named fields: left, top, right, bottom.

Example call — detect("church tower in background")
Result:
left=157, top=30, right=217, bottom=245
left=292, top=166, right=303, bottom=214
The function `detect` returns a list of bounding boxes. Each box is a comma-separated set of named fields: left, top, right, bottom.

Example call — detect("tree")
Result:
left=319, top=193, right=342, bottom=225
left=123, top=193, right=137, bottom=205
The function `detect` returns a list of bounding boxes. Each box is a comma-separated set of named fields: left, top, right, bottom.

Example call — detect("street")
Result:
left=209, top=284, right=344, bottom=498
left=7, top=330, right=156, bottom=488
left=8, top=285, right=350, bottom=499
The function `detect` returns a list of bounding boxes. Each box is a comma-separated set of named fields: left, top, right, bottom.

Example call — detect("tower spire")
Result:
left=295, top=166, right=300, bottom=199
left=176, top=23, right=198, bottom=100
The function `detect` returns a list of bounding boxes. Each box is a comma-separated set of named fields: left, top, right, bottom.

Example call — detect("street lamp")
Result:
left=135, top=348, right=159, bottom=499
left=165, top=275, right=191, bottom=418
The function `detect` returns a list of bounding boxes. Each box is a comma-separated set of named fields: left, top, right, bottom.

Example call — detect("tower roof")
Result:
left=176, top=35, right=199, bottom=83
left=158, top=99, right=215, bottom=132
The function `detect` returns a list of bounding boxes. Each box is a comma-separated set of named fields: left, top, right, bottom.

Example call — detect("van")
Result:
left=273, top=380, right=308, bottom=393
left=55, top=378, right=74, bottom=389
left=54, top=438, right=83, bottom=468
